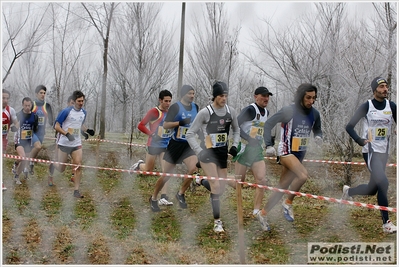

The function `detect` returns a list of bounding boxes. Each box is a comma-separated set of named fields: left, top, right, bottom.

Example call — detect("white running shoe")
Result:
left=130, top=160, right=144, bottom=173
left=282, top=202, right=294, bottom=222
left=256, top=210, right=270, bottom=231
left=383, top=220, right=397, bottom=234
left=2, top=183, right=7, bottom=191
left=341, top=185, right=353, bottom=200
left=158, top=198, right=173, bottom=206
left=15, top=178, right=22, bottom=185
left=213, top=220, right=225, bottom=233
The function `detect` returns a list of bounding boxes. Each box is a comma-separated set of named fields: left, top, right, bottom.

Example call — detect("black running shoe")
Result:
left=175, top=192, right=187, bottom=209
left=74, top=190, right=84, bottom=198
left=150, top=196, right=161, bottom=212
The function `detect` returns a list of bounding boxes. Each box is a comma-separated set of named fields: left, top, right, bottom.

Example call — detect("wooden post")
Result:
left=95, top=135, right=100, bottom=166
left=236, top=175, right=245, bottom=264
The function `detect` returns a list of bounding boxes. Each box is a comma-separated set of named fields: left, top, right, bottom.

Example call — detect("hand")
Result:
left=228, top=146, right=238, bottom=157
left=248, top=137, right=261, bottom=147
left=198, top=149, right=208, bottom=162
left=81, top=130, right=89, bottom=140
left=315, top=136, right=323, bottom=146
left=265, top=146, right=276, bottom=156
left=10, top=125, right=18, bottom=132
left=86, top=129, right=95, bottom=136
left=65, top=132, right=75, bottom=141
left=179, top=117, right=191, bottom=126
left=196, top=161, right=201, bottom=168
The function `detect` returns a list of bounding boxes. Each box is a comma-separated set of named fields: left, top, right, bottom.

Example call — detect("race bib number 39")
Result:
left=157, top=127, right=172, bottom=138
left=67, top=128, right=80, bottom=137
left=2, top=124, right=8, bottom=135
left=205, top=133, right=227, bottom=148
left=38, top=116, right=45, bottom=125
left=21, top=130, right=32, bottom=139
left=292, top=137, right=309, bottom=151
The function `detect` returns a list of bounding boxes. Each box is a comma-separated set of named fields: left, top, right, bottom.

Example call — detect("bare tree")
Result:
left=81, top=2, right=118, bottom=139
left=2, top=3, right=51, bottom=84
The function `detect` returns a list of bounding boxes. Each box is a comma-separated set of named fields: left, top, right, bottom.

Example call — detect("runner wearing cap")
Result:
left=232, top=86, right=273, bottom=231
left=343, top=76, right=397, bottom=234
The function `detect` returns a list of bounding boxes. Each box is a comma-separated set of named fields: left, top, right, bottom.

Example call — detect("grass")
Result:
left=2, top=132, right=397, bottom=264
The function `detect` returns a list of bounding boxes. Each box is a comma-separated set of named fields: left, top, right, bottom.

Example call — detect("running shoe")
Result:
left=150, top=196, right=161, bottom=212
left=23, top=168, right=29, bottom=179
left=2, top=183, right=7, bottom=191
left=130, top=160, right=144, bottom=173
left=256, top=209, right=270, bottom=231
left=213, top=220, right=225, bottom=233
left=12, top=162, right=17, bottom=174
left=175, top=192, right=187, bottom=209
left=48, top=176, right=54, bottom=186
left=14, top=175, right=22, bottom=185
left=341, top=185, right=353, bottom=200
left=73, top=190, right=84, bottom=198
left=282, top=202, right=294, bottom=222
left=383, top=220, right=397, bottom=234
left=29, top=163, right=34, bottom=175
left=158, top=197, right=173, bottom=206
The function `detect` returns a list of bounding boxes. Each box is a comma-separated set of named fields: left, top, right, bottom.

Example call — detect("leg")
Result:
left=251, top=160, right=267, bottom=211
left=70, top=148, right=83, bottom=197
left=279, top=155, right=308, bottom=202
left=29, top=140, right=42, bottom=174
left=180, top=155, right=198, bottom=194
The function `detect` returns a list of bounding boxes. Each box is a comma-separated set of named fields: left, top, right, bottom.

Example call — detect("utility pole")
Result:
left=177, top=2, right=186, bottom=90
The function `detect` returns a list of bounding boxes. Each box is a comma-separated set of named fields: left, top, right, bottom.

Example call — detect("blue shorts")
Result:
left=32, top=133, right=44, bottom=144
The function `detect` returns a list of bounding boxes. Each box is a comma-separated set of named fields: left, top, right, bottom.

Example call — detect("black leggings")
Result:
left=349, top=152, right=389, bottom=223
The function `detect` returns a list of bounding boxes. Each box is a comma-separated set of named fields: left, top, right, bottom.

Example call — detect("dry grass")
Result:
left=2, top=133, right=397, bottom=264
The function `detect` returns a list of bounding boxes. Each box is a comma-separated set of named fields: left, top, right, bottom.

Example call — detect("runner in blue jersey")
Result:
left=29, top=85, right=54, bottom=175
left=149, top=85, right=199, bottom=212
left=343, top=77, right=397, bottom=234
left=48, top=90, right=94, bottom=198
left=13, top=97, right=38, bottom=185
left=262, top=83, right=322, bottom=229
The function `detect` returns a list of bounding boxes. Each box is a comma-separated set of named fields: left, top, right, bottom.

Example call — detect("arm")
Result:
left=33, top=114, right=39, bottom=133
left=312, top=108, right=322, bottom=138
left=229, top=107, right=241, bottom=147
left=345, top=102, right=368, bottom=146
left=163, top=103, right=180, bottom=129
left=47, top=103, right=54, bottom=126
left=186, top=109, right=209, bottom=155
left=137, top=108, right=158, bottom=135
left=10, top=107, right=20, bottom=129
left=237, top=105, right=256, bottom=141
left=263, top=105, right=294, bottom=147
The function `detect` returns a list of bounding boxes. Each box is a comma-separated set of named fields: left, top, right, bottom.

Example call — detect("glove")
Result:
left=265, top=146, right=276, bottom=156
left=86, top=129, right=95, bottom=136
left=10, top=125, right=18, bottom=132
left=198, top=149, right=208, bottom=162
left=65, top=132, right=75, bottom=141
left=248, top=137, right=261, bottom=147
left=179, top=117, right=191, bottom=126
left=228, top=146, right=238, bottom=157
left=80, top=130, right=89, bottom=140
left=315, top=136, right=323, bottom=146
left=196, top=161, right=201, bottom=168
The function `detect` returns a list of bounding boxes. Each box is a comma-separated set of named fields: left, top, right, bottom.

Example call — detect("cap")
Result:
left=254, top=86, right=273, bottom=96
left=371, top=77, right=388, bottom=93
left=213, top=81, right=229, bottom=97
left=180, top=85, right=194, bottom=97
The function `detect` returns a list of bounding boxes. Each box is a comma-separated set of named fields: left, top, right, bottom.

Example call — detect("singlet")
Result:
left=149, top=106, right=172, bottom=148
left=56, top=106, right=87, bottom=147
left=15, top=111, right=36, bottom=144
left=240, top=103, right=267, bottom=144
left=362, top=99, right=393, bottom=154
left=32, top=101, right=48, bottom=136
left=203, top=104, right=232, bottom=149
left=172, top=101, right=198, bottom=142
left=2, top=106, right=11, bottom=136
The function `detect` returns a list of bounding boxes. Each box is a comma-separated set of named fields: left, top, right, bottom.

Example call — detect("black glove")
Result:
left=248, top=137, right=261, bottom=147
left=229, top=146, right=238, bottom=157
left=65, top=132, right=75, bottom=141
left=86, top=129, right=95, bottom=136
left=80, top=130, right=89, bottom=140
left=196, top=161, right=201, bottom=168
left=179, top=117, right=191, bottom=126
left=198, top=149, right=209, bottom=162
left=10, top=125, right=18, bottom=132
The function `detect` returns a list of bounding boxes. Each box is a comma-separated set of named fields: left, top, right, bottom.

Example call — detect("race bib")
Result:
left=292, top=137, right=309, bottom=151
left=157, top=126, right=172, bottom=138
left=176, top=126, right=189, bottom=140
left=370, top=127, right=388, bottom=141
left=205, top=133, right=227, bottom=148
left=67, top=128, right=80, bottom=137
left=2, top=124, right=8, bottom=135
left=21, top=130, right=32, bottom=140
left=249, top=126, right=263, bottom=139
left=38, top=116, right=45, bottom=125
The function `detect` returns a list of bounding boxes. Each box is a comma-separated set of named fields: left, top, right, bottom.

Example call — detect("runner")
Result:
left=232, top=86, right=273, bottom=231
left=343, top=76, right=397, bottom=234
left=149, top=85, right=199, bottom=212
left=48, top=90, right=94, bottom=198
left=186, top=81, right=240, bottom=232
left=262, top=83, right=323, bottom=229
left=131, top=90, right=174, bottom=206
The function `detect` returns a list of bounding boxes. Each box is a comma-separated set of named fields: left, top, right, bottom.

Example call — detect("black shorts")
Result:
left=277, top=151, right=306, bottom=165
left=15, top=140, right=33, bottom=153
left=58, top=145, right=82, bottom=155
left=163, top=139, right=196, bottom=165
left=147, top=146, right=167, bottom=156
left=200, top=146, right=228, bottom=169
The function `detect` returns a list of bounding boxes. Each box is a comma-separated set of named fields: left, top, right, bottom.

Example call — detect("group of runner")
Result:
left=2, top=86, right=94, bottom=198
left=132, top=77, right=396, bottom=234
